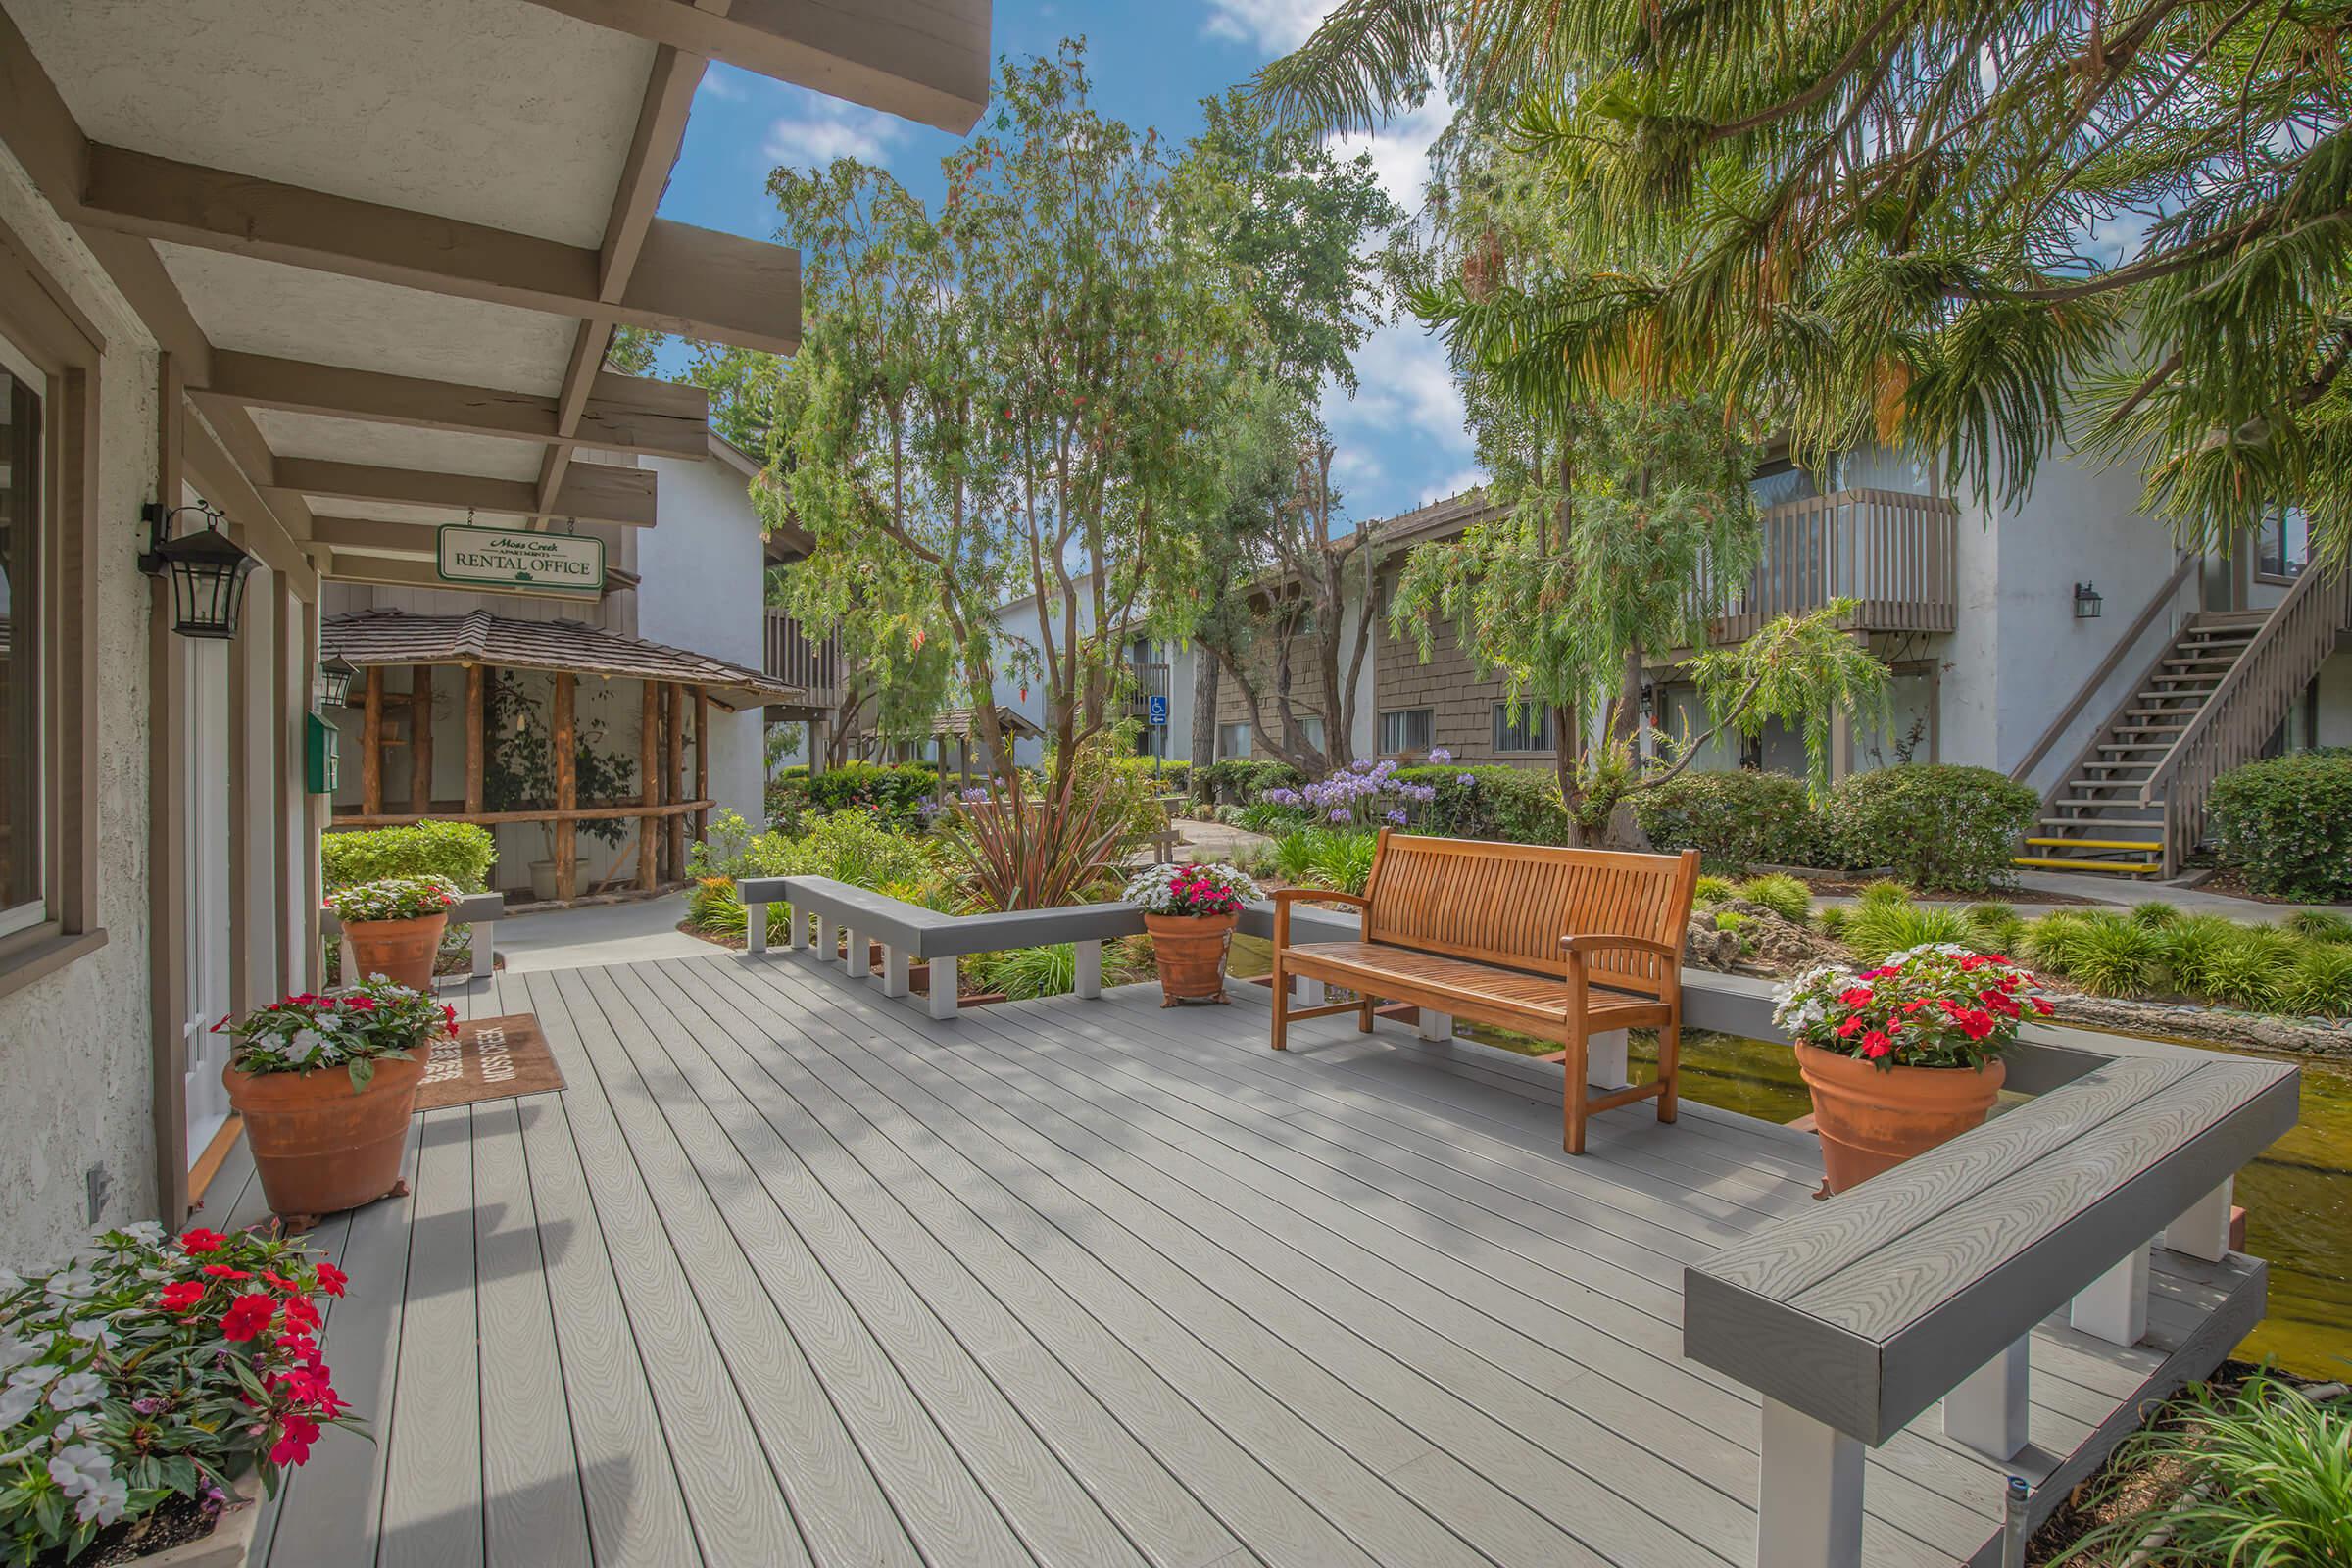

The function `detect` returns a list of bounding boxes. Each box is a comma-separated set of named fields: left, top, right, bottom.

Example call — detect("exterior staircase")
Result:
left=2020, top=564, right=2352, bottom=877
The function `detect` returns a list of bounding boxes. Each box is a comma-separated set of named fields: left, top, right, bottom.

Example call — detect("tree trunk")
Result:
left=1190, top=650, right=1219, bottom=781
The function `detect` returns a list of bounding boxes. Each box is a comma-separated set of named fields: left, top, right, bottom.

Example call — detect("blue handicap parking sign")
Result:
left=1148, top=694, right=1169, bottom=727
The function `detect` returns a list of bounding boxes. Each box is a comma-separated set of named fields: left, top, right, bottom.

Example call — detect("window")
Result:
left=1216, top=721, right=1251, bottom=759
left=1493, top=702, right=1554, bottom=753
left=0, top=340, right=40, bottom=935
left=1379, top=708, right=1433, bottom=756
left=1297, top=714, right=1325, bottom=753
left=2259, top=506, right=2309, bottom=580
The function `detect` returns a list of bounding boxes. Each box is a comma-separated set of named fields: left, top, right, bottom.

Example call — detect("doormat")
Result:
left=414, top=1014, right=565, bottom=1111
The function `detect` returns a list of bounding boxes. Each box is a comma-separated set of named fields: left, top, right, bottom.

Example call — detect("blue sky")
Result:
left=654, top=0, right=1480, bottom=527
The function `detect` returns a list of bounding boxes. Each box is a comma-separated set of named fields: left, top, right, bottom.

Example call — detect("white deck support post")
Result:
left=340, top=937, right=359, bottom=984
left=1586, top=1028, right=1632, bottom=1091
left=823, top=920, right=846, bottom=968
left=844, top=926, right=868, bottom=978
left=2069, top=1243, right=2151, bottom=1347
left=1292, top=972, right=1327, bottom=1005
left=1941, top=1337, right=2031, bottom=1460
left=1415, top=1008, right=1452, bottom=1042
left=779, top=901, right=801, bottom=951
left=1074, top=940, right=1102, bottom=1000
left=744, top=898, right=767, bottom=956
left=2162, top=1178, right=2233, bottom=1262
left=878, top=943, right=909, bottom=999
left=470, top=921, right=494, bottom=979
left=1756, top=1397, right=1864, bottom=1568
left=927, top=957, right=958, bottom=1021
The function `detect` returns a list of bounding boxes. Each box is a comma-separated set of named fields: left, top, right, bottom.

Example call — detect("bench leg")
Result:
left=878, top=944, right=909, bottom=999
left=1358, top=990, right=1375, bottom=1033
left=2162, top=1178, right=2233, bottom=1262
left=2070, top=1243, right=2150, bottom=1347
left=1075, top=940, right=1102, bottom=1001
left=470, top=922, right=493, bottom=979
left=1562, top=1023, right=1591, bottom=1155
left=1269, top=954, right=1288, bottom=1052
left=927, top=959, right=958, bottom=1020
left=1942, top=1336, right=2031, bottom=1460
left=1656, top=1017, right=1680, bottom=1125
left=1415, top=1008, right=1451, bottom=1042
left=1757, top=1398, right=1864, bottom=1568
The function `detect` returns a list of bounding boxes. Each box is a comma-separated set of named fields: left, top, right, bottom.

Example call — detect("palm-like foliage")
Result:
left=941, top=767, right=1128, bottom=913
left=1258, top=0, right=2352, bottom=564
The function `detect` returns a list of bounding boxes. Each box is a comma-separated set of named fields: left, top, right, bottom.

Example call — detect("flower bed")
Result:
left=0, top=1226, right=357, bottom=1565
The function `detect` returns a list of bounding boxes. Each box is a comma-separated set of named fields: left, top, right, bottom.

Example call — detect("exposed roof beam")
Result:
left=74, top=144, right=801, bottom=354
left=193, top=352, right=709, bottom=459
left=270, top=458, right=659, bottom=528
left=309, top=516, right=440, bottom=561
left=515, top=0, right=991, bottom=134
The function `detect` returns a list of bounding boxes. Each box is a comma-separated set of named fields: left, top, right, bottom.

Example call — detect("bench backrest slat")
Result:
left=1363, top=831, right=1697, bottom=995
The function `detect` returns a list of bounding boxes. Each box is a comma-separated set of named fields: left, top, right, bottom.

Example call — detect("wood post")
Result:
left=361, top=664, right=384, bottom=815
left=464, top=664, right=485, bottom=814
left=665, top=681, right=685, bottom=878
left=693, top=685, right=709, bottom=846
left=638, top=679, right=660, bottom=890
left=553, top=672, right=577, bottom=903
left=409, top=663, right=433, bottom=813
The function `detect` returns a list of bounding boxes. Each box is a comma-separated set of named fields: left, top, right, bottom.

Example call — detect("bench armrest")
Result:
left=1272, top=886, right=1367, bottom=948
left=1561, top=933, right=1681, bottom=959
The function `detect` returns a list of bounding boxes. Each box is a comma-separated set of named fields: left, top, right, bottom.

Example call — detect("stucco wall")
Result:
left=636, top=453, right=764, bottom=830
left=2316, top=646, right=2352, bottom=749
left=0, top=144, right=162, bottom=1268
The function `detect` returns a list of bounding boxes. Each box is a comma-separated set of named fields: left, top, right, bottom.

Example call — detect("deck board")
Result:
left=251, top=950, right=2269, bottom=1568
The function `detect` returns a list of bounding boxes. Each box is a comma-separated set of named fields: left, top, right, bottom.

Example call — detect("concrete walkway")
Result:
left=493, top=892, right=712, bottom=973
left=1814, top=866, right=2343, bottom=923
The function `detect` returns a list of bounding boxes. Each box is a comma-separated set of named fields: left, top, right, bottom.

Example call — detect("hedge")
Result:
left=768, top=761, right=938, bottom=827
left=1825, top=764, right=2036, bottom=893
left=1631, top=770, right=1832, bottom=869
left=320, top=819, right=496, bottom=892
left=1195, top=759, right=1303, bottom=804
left=2208, top=749, right=2352, bottom=902
left=1391, top=765, right=1572, bottom=844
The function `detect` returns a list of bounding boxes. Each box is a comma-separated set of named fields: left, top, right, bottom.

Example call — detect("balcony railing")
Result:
left=1123, top=660, right=1170, bottom=707
left=1702, top=488, right=1960, bottom=641
left=762, top=608, right=841, bottom=702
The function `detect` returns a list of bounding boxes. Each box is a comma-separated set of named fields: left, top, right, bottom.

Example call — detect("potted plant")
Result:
left=325, top=873, right=460, bottom=991
left=1775, top=943, right=2055, bottom=1193
left=1124, top=862, right=1262, bottom=1006
left=0, top=1222, right=359, bottom=1566
left=218, top=977, right=454, bottom=1224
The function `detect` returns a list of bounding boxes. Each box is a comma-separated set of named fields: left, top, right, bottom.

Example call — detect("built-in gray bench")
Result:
left=322, top=890, right=505, bottom=986
left=1685, top=1048, right=2297, bottom=1568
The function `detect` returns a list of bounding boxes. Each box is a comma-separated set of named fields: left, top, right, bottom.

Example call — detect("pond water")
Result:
left=1227, top=936, right=2352, bottom=1378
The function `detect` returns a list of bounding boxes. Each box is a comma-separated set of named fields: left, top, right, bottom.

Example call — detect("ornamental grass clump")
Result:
left=1841, top=900, right=1975, bottom=967
left=216, top=976, right=454, bottom=1090
left=2065, top=912, right=2166, bottom=998
left=2282, top=944, right=2352, bottom=1018
left=0, top=1225, right=359, bottom=1566
left=323, top=874, right=460, bottom=924
left=1735, top=873, right=1812, bottom=925
left=1774, top=945, right=2054, bottom=1069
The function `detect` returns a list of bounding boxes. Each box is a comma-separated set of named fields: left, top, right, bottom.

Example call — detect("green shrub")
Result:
left=979, top=942, right=1078, bottom=1000
left=1270, top=829, right=1323, bottom=884
left=1307, top=831, right=1380, bottom=896
left=1692, top=874, right=1738, bottom=906
left=2285, top=908, right=2352, bottom=945
left=1816, top=905, right=1849, bottom=937
left=1237, top=801, right=1306, bottom=835
left=1630, top=769, right=1832, bottom=869
left=1825, top=764, right=2036, bottom=892
left=2281, top=943, right=2352, bottom=1017
left=1964, top=902, right=2027, bottom=953
left=2066, top=913, right=2166, bottom=997
left=2207, top=749, right=2352, bottom=901
left=2151, top=913, right=2238, bottom=996
left=2203, top=927, right=2298, bottom=1010
left=769, top=761, right=940, bottom=829
left=1393, top=764, right=1572, bottom=844
left=1858, top=878, right=1915, bottom=908
left=1197, top=759, right=1305, bottom=804
left=1714, top=909, right=1747, bottom=933
left=1841, top=901, right=1975, bottom=966
left=320, top=819, right=496, bottom=892
left=2129, top=900, right=2180, bottom=927
left=2021, top=911, right=2093, bottom=973
left=1735, top=873, right=1813, bottom=924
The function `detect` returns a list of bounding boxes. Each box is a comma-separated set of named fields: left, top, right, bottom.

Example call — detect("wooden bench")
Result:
left=322, top=889, right=505, bottom=986
left=1268, top=831, right=1701, bottom=1153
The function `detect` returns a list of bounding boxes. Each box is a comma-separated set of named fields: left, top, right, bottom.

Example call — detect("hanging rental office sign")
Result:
left=437, top=523, right=605, bottom=596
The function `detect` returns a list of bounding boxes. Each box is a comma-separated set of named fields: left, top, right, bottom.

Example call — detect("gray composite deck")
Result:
left=209, top=950, right=2263, bottom=1568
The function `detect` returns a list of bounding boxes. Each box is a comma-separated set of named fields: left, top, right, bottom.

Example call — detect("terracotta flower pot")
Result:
left=1794, top=1042, right=2005, bottom=1194
left=341, top=911, right=446, bottom=992
left=223, top=1049, right=427, bottom=1224
left=1144, top=910, right=1238, bottom=1005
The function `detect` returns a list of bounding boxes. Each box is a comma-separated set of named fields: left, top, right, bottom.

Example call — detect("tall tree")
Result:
left=1260, top=0, right=2352, bottom=566
left=775, top=41, right=1248, bottom=784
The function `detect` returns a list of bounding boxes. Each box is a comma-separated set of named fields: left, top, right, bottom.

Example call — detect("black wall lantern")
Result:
left=318, top=654, right=358, bottom=707
left=139, top=501, right=258, bottom=639
left=2072, top=581, right=2104, bottom=620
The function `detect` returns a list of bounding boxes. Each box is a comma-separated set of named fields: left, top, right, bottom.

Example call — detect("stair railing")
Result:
left=2010, top=552, right=2198, bottom=795
left=2138, top=564, right=2352, bottom=874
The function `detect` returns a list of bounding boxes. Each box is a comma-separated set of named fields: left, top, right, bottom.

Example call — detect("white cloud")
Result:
left=1323, top=321, right=1470, bottom=450
left=1201, top=0, right=1338, bottom=52
left=1426, top=465, right=1489, bottom=504
left=696, top=65, right=747, bottom=102
left=763, top=92, right=909, bottom=171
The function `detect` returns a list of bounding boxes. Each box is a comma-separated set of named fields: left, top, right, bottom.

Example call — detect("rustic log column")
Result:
left=409, top=664, right=433, bottom=813
left=464, top=664, right=486, bottom=814
left=693, top=686, right=710, bottom=846
left=553, top=673, right=577, bottom=903
left=638, top=680, right=660, bottom=890
left=665, top=681, right=686, bottom=878
left=361, top=665, right=385, bottom=815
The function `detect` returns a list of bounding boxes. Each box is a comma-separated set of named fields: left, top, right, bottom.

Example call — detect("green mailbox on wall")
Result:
left=305, top=710, right=340, bottom=795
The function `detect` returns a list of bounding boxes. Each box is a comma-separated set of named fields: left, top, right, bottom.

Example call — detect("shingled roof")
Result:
left=321, top=610, right=805, bottom=712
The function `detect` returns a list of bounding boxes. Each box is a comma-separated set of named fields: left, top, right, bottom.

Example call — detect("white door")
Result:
left=182, top=637, right=233, bottom=1164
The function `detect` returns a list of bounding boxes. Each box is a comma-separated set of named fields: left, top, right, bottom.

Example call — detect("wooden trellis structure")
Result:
left=322, top=610, right=805, bottom=902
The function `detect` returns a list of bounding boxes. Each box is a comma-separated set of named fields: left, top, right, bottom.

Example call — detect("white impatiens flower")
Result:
left=76, top=1470, right=129, bottom=1526
left=0, top=1335, right=38, bottom=1372
left=121, top=1220, right=165, bottom=1245
left=0, top=1376, right=47, bottom=1429
left=49, top=1441, right=127, bottom=1522
left=43, top=1266, right=94, bottom=1304
left=45, top=1370, right=104, bottom=1411
left=66, top=1319, right=115, bottom=1349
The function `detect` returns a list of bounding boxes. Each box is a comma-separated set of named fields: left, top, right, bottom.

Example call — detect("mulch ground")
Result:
left=1801, top=876, right=2114, bottom=906
left=2188, top=867, right=2352, bottom=908
left=34, top=1493, right=221, bottom=1566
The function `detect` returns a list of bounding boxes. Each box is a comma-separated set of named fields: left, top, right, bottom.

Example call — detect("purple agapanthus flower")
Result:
left=1428, top=747, right=1452, bottom=764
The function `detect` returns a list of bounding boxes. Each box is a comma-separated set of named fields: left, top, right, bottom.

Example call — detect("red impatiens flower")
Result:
left=1836, top=1015, right=1866, bottom=1038
left=158, top=1280, right=206, bottom=1313
left=340, top=995, right=376, bottom=1012
left=315, top=1262, right=348, bottom=1298
left=177, top=1228, right=228, bottom=1254
left=1860, top=1031, right=1893, bottom=1059
left=220, top=1293, right=276, bottom=1343
left=270, top=1413, right=321, bottom=1467
left=2031, top=997, right=2056, bottom=1016
left=261, top=1269, right=300, bottom=1293
left=1838, top=987, right=1876, bottom=1007
left=282, top=1297, right=321, bottom=1333
left=1954, top=1009, right=1996, bottom=1042
left=201, top=1263, right=252, bottom=1280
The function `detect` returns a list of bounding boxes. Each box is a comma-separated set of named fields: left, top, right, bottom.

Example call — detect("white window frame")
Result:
left=1379, top=708, right=1433, bottom=756
left=1216, top=721, right=1251, bottom=760
left=1493, top=702, right=1554, bottom=754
